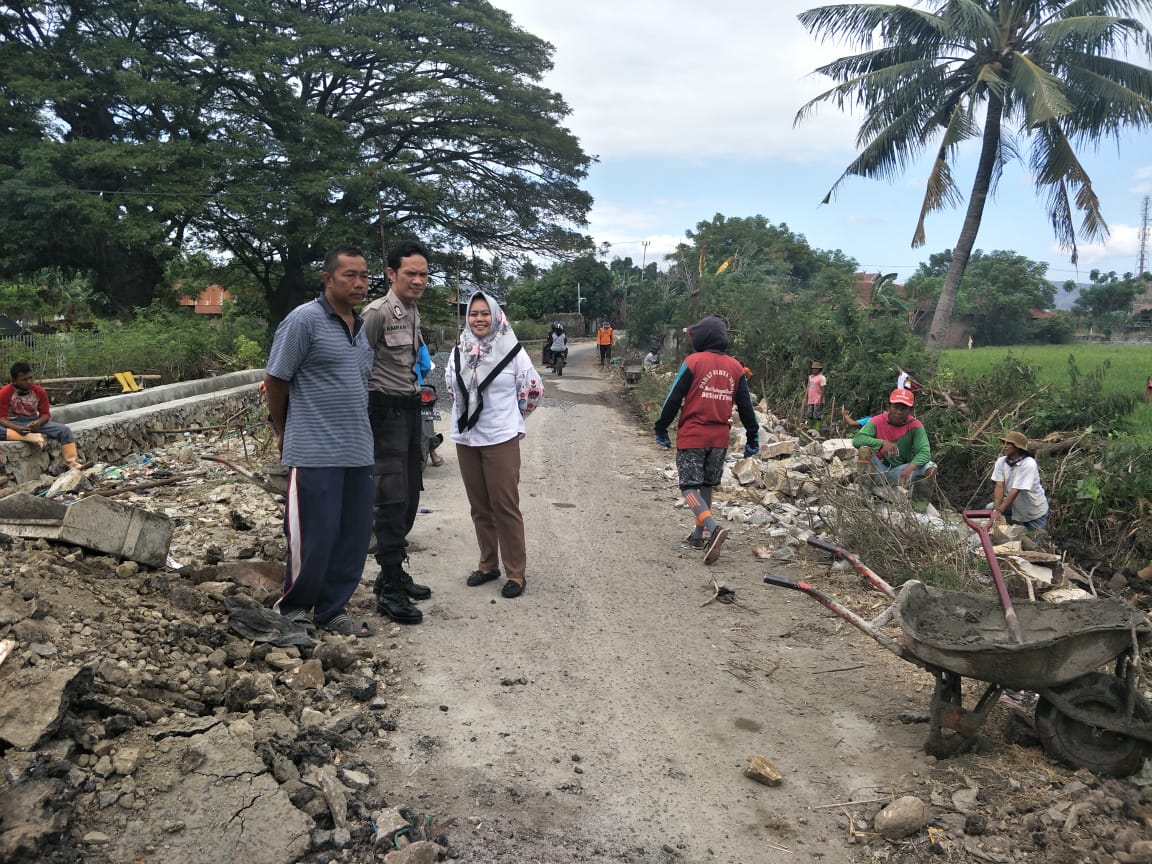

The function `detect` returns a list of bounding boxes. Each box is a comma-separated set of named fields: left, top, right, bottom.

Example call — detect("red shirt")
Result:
left=671, top=352, right=748, bottom=449
left=0, top=383, right=51, bottom=423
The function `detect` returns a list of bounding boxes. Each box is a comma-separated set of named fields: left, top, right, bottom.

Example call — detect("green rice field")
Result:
left=942, top=343, right=1152, bottom=392
left=941, top=342, right=1152, bottom=427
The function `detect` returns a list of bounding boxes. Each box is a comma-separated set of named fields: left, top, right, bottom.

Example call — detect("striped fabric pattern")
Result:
left=266, top=298, right=374, bottom=467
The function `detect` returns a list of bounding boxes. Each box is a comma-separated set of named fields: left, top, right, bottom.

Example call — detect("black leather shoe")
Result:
left=466, top=569, right=501, bottom=587
left=376, top=592, right=423, bottom=625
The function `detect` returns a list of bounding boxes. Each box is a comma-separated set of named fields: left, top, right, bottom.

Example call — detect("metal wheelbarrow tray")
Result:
left=898, top=581, right=1148, bottom=692
left=767, top=538, right=1152, bottom=777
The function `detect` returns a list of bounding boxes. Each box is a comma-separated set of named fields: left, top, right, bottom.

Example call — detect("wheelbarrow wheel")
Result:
left=1035, top=673, right=1152, bottom=778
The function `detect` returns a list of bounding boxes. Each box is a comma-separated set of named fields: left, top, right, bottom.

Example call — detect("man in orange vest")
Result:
left=596, top=320, right=615, bottom=366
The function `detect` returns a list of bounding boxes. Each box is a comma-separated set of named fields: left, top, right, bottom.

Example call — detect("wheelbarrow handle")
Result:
left=961, top=509, right=1024, bottom=644
left=805, top=535, right=897, bottom=600
left=962, top=509, right=995, bottom=530
left=764, top=574, right=805, bottom=591
left=806, top=536, right=840, bottom=555
left=764, top=574, right=915, bottom=663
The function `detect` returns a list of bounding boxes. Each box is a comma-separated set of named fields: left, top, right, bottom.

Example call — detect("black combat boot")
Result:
left=398, top=558, right=432, bottom=600
left=373, top=557, right=431, bottom=601
left=374, top=563, right=423, bottom=625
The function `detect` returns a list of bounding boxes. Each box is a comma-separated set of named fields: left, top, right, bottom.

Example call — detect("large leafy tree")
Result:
left=0, top=1, right=593, bottom=324
left=904, top=248, right=1055, bottom=343
left=795, top=0, right=1152, bottom=349
left=0, top=1, right=212, bottom=313
left=1072, top=268, right=1146, bottom=334
left=956, top=249, right=1055, bottom=344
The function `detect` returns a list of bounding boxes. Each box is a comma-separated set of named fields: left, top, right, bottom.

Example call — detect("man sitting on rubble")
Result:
left=851, top=387, right=936, bottom=487
left=988, top=430, right=1048, bottom=532
left=0, top=362, right=84, bottom=469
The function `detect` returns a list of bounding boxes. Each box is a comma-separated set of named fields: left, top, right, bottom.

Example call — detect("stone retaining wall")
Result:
left=0, top=372, right=265, bottom=485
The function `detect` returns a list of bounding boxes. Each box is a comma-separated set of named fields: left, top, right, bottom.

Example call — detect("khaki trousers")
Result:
left=455, top=436, right=526, bottom=581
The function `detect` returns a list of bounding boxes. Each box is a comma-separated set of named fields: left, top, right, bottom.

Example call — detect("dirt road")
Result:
left=368, top=340, right=932, bottom=862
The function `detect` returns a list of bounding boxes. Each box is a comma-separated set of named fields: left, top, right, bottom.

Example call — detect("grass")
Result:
left=942, top=343, right=1152, bottom=397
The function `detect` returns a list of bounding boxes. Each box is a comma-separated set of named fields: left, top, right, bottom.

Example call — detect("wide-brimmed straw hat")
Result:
left=999, top=430, right=1032, bottom=452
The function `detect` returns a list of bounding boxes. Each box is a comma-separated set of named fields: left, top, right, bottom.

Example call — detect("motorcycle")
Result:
left=419, top=385, right=443, bottom=467
left=552, top=347, right=567, bottom=377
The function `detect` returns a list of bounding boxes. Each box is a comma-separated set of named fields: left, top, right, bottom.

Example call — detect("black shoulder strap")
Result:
left=477, top=342, right=522, bottom=391
left=455, top=343, right=524, bottom=433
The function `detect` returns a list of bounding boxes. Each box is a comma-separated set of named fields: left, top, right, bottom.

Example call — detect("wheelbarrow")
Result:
left=765, top=537, right=1152, bottom=777
left=623, top=360, right=644, bottom=388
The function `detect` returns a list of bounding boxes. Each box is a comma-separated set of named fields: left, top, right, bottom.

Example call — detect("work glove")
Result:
left=654, top=430, right=671, bottom=449
left=743, top=431, right=759, bottom=458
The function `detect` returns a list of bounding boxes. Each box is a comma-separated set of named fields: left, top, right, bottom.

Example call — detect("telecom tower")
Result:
left=1139, top=195, right=1150, bottom=277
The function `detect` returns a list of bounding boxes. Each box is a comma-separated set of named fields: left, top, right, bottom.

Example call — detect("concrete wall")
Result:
left=0, top=370, right=266, bottom=485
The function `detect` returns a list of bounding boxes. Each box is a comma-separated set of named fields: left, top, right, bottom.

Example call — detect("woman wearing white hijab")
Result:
left=445, top=291, right=543, bottom=598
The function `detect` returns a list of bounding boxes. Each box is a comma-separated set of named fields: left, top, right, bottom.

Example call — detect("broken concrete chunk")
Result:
left=111, top=722, right=311, bottom=864
left=111, top=745, right=142, bottom=776
left=58, top=495, right=173, bottom=568
left=44, top=469, right=88, bottom=498
left=743, top=754, right=783, bottom=787
left=0, top=777, right=70, bottom=862
left=951, top=785, right=980, bottom=814
left=0, top=492, right=68, bottom=522
left=759, top=439, right=797, bottom=460
left=316, top=765, right=349, bottom=829
left=874, top=795, right=930, bottom=839
left=0, top=665, right=81, bottom=749
left=730, top=457, right=760, bottom=486
left=373, top=807, right=414, bottom=845
left=287, top=658, right=325, bottom=691
left=383, top=840, right=440, bottom=864
left=0, top=492, right=173, bottom=567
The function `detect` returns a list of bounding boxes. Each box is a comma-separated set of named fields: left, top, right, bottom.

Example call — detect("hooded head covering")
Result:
left=685, top=315, right=729, bottom=353
left=454, top=291, right=519, bottom=431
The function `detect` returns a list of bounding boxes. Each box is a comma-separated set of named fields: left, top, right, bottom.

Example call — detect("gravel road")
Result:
left=365, top=340, right=933, bottom=863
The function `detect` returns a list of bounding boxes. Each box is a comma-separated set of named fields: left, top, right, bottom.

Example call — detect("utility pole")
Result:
left=1138, top=195, right=1151, bottom=277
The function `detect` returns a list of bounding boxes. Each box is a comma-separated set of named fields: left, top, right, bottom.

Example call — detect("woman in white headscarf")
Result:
left=445, top=291, right=543, bottom=598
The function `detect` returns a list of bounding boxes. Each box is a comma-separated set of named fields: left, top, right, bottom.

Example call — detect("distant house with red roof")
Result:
left=177, top=284, right=232, bottom=316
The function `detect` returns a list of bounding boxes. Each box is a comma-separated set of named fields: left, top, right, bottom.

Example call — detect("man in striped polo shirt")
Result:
left=263, top=245, right=376, bottom=637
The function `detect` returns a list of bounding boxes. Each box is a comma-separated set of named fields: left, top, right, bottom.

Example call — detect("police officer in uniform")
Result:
left=362, top=240, right=434, bottom=624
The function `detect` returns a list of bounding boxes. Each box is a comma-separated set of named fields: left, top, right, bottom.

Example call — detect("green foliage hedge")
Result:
left=0, top=304, right=267, bottom=383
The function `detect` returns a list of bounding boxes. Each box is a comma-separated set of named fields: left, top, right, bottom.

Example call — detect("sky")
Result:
left=489, top=0, right=1152, bottom=287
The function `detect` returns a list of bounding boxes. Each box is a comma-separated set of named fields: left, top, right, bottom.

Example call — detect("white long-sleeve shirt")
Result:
left=445, top=348, right=543, bottom=447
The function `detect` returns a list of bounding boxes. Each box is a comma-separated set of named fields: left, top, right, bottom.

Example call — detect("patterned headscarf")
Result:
left=454, top=291, right=518, bottom=431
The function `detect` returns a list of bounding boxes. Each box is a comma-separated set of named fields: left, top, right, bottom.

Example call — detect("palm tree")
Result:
left=795, top=0, right=1152, bottom=349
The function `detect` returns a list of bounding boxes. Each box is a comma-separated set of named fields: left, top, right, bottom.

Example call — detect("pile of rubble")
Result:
left=0, top=435, right=445, bottom=864
left=680, top=401, right=1109, bottom=599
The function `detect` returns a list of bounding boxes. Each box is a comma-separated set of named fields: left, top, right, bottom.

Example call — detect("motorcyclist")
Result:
left=550, top=324, right=568, bottom=371
left=543, top=322, right=561, bottom=369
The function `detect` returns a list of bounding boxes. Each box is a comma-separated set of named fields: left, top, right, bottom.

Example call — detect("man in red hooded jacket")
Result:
left=653, top=316, right=759, bottom=565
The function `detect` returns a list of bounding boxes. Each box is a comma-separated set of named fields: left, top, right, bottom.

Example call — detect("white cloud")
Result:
left=487, top=1, right=1152, bottom=281
left=1132, top=166, right=1152, bottom=195
left=493, top=0, right=870, bottom=160
left=1062, top=223, right=1142, bottom=268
